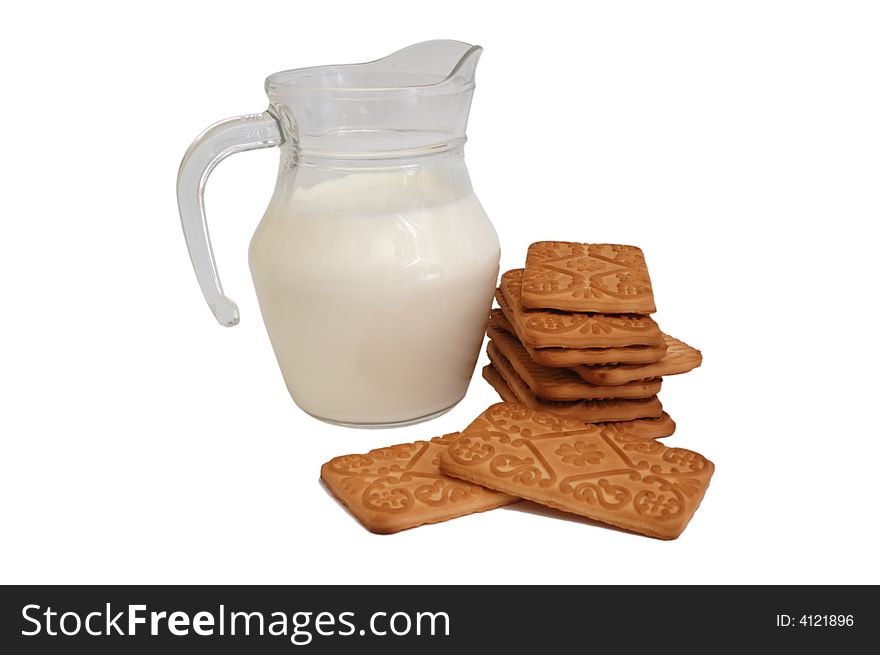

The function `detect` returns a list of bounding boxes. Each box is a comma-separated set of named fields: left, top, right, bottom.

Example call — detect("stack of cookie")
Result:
left=484, top=242, right=702, bottom=423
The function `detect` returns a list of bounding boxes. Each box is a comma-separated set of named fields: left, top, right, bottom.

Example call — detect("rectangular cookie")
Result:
left=483, top=362, right=532, bottom=405
left=491, top=305, right=666, bottom=366
left=462, top=402, right=674, bottom=441
left=439, top=410, right=714, bottom=539
left=521, top=242, right=656, bottom=313
left=573, top=335, right=702, bottom=386
left=487, top=324, right=662, bottom=400
left=486, top=344, right=664, bottom=422
left=320, top=434, right=515, bottom=534
left=322, top=405, right=676, bottom=534
left=498, top=269, right=663, bottom=349
left=479, top=372, right=676, bottom=439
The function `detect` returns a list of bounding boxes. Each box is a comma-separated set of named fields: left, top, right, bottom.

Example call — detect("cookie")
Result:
left=439, top=408, right=714, bottom=539
left=499, top=269, right=663, bottom=348
left=491, top=304, right=667, bottom=366
left=322, top=405, right=676, bottom=534
left=521, top=242, right=656, bottom=313
left=487, top=324, right=662, bottom=400
left=486, top=344, right=664, bottom=422
left=573, top=335, right=702, bottom=386
left=473, top=393, right=676, bottom=443
left=483, top=362, right=525, bottom=404
left=320, top=434, right=515, bottom=534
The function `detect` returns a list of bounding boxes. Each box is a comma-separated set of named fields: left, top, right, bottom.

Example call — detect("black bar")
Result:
left=0, top=585, right=874, bottom=653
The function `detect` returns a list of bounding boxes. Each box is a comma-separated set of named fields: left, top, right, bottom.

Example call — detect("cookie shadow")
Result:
left=503, top=500, right=642, bottom=537
left=318, top=477, right=369, bottom=531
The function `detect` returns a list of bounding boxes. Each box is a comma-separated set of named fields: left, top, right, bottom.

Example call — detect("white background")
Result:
left=2, top=0, right=878, bottom=585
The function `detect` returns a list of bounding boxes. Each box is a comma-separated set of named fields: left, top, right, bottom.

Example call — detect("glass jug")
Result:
left=177, top=41, right=500, bottom=427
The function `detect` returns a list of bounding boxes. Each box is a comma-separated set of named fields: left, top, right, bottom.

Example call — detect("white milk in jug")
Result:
left=249, top=167, right=500, bottom=426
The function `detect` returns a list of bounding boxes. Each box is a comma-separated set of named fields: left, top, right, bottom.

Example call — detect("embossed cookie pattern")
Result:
left=463, top=401, right=676, bottom=442
left=487, top=322, right=662, bottom=401
left=501, top=269, right=663, bottom=348
left=440, top=407, right=713, bottom=539
left=494, top=297, right=666, bottom=366
left=572, top=335, right=703, bottom=386
left=485, top=345, right=664, bottom=422
left=321, top=435, right=515, bottom=534
left=322, top=403, right=676, bottom=534
left=521, top=242, right=657, bottom=313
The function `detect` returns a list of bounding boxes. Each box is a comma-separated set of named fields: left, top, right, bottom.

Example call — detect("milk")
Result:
left=249, top=167, right=500, bottom=425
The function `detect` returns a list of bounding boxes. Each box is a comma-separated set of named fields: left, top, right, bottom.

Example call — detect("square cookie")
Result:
left=482, top=366, right=675, bottom=437
left=573, top=335, right=702, bottom=386
left=500, top=268, right=663, bottom=349
left=491, top=305, right=666, bottom=367
left=487, top=325, right=662, bottom=400
left=485, top=344, right=664, bottom=422
left=321, top=405, right=675, bottom=534
left=321, top=435, right=515, bottom=534
left=439, top=408, right=714, bottom=539
left=522, top=242, right=656, bottom=313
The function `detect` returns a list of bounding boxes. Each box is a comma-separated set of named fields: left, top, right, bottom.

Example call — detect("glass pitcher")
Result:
left=177, top=41, right=500, bottom=428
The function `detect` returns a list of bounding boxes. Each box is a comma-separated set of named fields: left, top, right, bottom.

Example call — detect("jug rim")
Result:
left=264, top=40, right=482, bottom=97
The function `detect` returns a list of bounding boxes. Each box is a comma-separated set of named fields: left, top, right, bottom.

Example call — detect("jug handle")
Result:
left=176, top=112, right=283, bottom=326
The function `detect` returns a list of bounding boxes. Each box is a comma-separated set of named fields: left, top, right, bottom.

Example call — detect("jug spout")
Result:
left=377, top=40, right=483, bottom=89
left=266, top=40, right=482, bottom=95
left=265, top=40, right=484, bottom=159
left=449, top=42, right=482, bottom=87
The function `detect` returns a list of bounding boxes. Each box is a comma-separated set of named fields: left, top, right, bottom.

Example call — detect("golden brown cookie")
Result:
left=573, top=335, right=702, bottom=386
left=486, top=343, right=664, bottom=422
left=321, top=434, right=515, bottom=534
left=439, top=407, right=714, bottom=539
left=483, top=363, right=520, bottom=404
left=487, top=325, right=661, bottom=400
left=521, top=242, right=656, bottom=313
left=322, top=404, right=676, bottom=534
left=493, top=287, right=666, bottom=366
left=499, top=269, right=663, bottom=348
left=472, top=394, right=676, bottom=442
